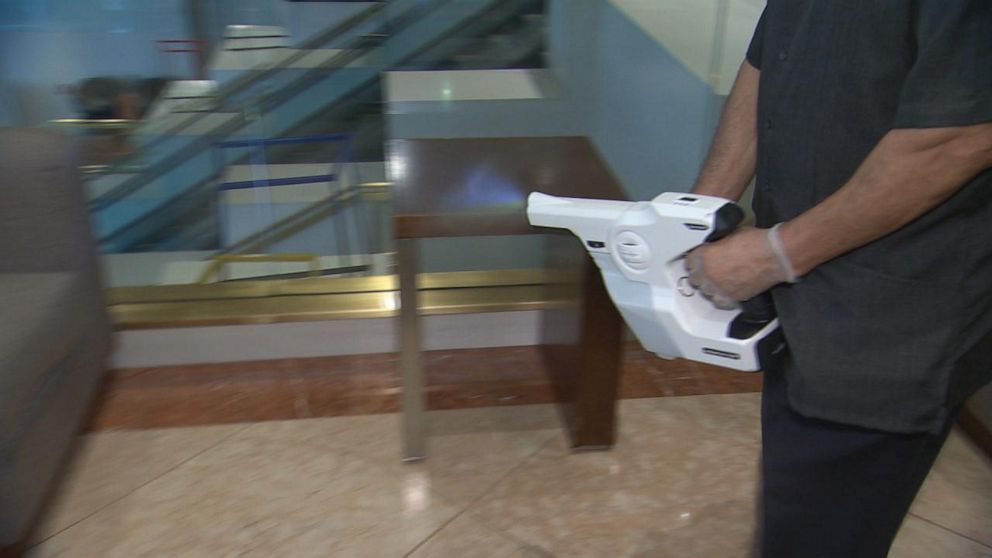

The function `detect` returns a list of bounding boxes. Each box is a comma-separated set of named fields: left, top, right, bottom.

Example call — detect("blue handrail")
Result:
left=214, top=133, right=355, bottom=249
left=218, top=174, right=339, bottom=191
left=216, top=133, right=352, bottom=149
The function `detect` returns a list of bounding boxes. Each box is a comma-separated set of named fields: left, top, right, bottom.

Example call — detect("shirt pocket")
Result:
left=775, top=258, right=965, bottom=425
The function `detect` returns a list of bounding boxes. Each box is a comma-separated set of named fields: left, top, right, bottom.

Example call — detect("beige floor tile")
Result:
left=26, top=394, right=992, bottom=558
left=476, top=395, right=761, bottom=499
left=225, top=405, right=560, bottom=506
left=29, top=407, right=559, bottom=558
left=466, top=395, right=762, bottom=557
left=396, top=405, right=561, bottom=505
left=911, top=431, right=992, bottom=547
left=618, top=393, right=762, bottom=443
left=30, top=437, right=462, bottom=558
left=199, top=404, right=560, bottom=462
left=470, top=490, right=757, bottom=558
left=890, top=515, right=992, bottom=558
left=409, top=513, right=553, bottom=558
left=33, top=424, right=246, bottom=543
left=627, top=498, right=756, bottom=557
left=259, top=405, right=564, bottom=505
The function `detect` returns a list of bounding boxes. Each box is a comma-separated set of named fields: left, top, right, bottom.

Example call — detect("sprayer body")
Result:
left=527, top=192, right=780, bottom=372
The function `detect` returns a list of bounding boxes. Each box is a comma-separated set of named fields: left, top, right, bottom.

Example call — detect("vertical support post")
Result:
left=339, top=135, right=359, bottom=269
left=212, top=144, right=226, bottom=248
left=539, top=233, right=623, bottom=449
left=572, top=258, right=624, bottom=448
left=398, top=238, right=426, bottom=461
left=185, top=0, right=211, bottom=79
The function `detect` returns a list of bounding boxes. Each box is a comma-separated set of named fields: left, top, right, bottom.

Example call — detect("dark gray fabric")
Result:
left=0, top=333, right=107, bottom=545
left=747, top=1, right=992, bottom=433
left=0, top=128, right=111, bottom=546
left=0, top=127, right=110, bottom=356
left=0, top=273, right=87, bottom=441
left=0, top=129, right=105, bottom=276
left=759, top=365, right=959, bottom=558
left=0, top=128, right=109, bottom=351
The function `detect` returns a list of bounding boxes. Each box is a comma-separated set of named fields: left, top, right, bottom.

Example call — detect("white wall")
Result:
left=282, top=1, right=377, bottom=44
left=0, top=0, right=190, bottom=125
left=608, top=0, right=764, bottom=96
left=112, top=311, right=544, bottom=367
left=547, top=0, right=762, bottom=200
left=0, top=1, right=378, bottom=125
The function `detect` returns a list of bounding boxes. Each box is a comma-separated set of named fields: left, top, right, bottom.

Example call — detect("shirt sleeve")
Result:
left=893, top=1, right=992, bottom=128
left=745, top=9, right=766, bottom=70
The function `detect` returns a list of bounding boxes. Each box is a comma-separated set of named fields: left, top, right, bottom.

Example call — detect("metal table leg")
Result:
left=398, top=238, right=427, bottom=461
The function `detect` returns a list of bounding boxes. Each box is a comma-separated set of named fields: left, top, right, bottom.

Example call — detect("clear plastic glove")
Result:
left=684, top=226, right=792, bottom=309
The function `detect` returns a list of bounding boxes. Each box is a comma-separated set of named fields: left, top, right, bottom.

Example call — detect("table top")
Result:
left=390, top=137, right=627, bottom=239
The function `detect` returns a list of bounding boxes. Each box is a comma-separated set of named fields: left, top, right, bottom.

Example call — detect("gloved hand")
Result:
left=684, top=225, right=796, bottom=309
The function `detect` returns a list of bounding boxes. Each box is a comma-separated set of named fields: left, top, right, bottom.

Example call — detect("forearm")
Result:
left=692, top=61, right=760, bottom=200
left=780, top=122, right=992, bottom=275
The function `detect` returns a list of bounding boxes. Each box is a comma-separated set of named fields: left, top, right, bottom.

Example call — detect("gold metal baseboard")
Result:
left=195, top=253, right=324, bottom=284
left=108, top=268, right=575, bottom=330
left=51, top=118, right=137, bottom=130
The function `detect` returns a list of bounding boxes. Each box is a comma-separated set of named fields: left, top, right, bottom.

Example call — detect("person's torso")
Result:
left=753, top=0, right=992, bottom=293
left=751, top=1, right=992, bottom=430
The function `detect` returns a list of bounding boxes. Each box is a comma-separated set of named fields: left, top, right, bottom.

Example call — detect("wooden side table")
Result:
left=391, top=137, right=627, bottom=460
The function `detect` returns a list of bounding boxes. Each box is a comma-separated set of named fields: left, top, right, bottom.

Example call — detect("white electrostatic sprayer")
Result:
left=526, top=192, right=785, bottom=372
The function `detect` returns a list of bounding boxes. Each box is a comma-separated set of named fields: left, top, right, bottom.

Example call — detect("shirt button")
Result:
left=765, top=119, right=773, bottom=130
left=778, top=50, right=789, bottom=61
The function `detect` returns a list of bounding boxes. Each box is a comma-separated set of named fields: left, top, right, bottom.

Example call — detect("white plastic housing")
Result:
left=527, top=191, right=778, bottom=372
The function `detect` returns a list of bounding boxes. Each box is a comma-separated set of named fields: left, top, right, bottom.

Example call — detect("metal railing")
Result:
left=90, top=0, right=545, bottom=253
left=195, top=253, right=323, bottom=283
left=213, top=132, right=356, bottom=249
left=90, top=3, right=387, bottom=172
left=50, top=118, right=138, bottom=130
left=87, top=0, right=444, bottom=218
left=108, top=268, right=564, bottom=328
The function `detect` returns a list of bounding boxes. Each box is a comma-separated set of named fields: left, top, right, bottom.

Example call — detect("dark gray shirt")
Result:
left=748, top=1, right=992, bottom=433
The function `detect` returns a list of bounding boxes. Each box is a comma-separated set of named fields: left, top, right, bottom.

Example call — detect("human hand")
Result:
left=683, top=226, right=793, bottom=309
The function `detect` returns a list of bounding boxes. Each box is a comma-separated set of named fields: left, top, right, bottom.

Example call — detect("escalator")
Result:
left=91, top=0, right=546, bottom=254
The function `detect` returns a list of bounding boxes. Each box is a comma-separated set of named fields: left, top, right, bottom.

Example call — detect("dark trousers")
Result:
left=757, top=365, right=959, bottom=558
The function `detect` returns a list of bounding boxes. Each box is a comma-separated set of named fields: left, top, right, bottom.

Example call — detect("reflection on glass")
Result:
left=1, top=0, right=757, bottom=295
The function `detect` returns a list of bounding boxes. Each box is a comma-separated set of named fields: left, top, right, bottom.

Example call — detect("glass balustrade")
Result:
left=35, top=0, right=548, bottom=289
left=4, top=0, right=757, bottom=295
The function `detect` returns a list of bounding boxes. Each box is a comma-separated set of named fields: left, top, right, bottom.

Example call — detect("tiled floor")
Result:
left=30, top=395, right=992, bottom=557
